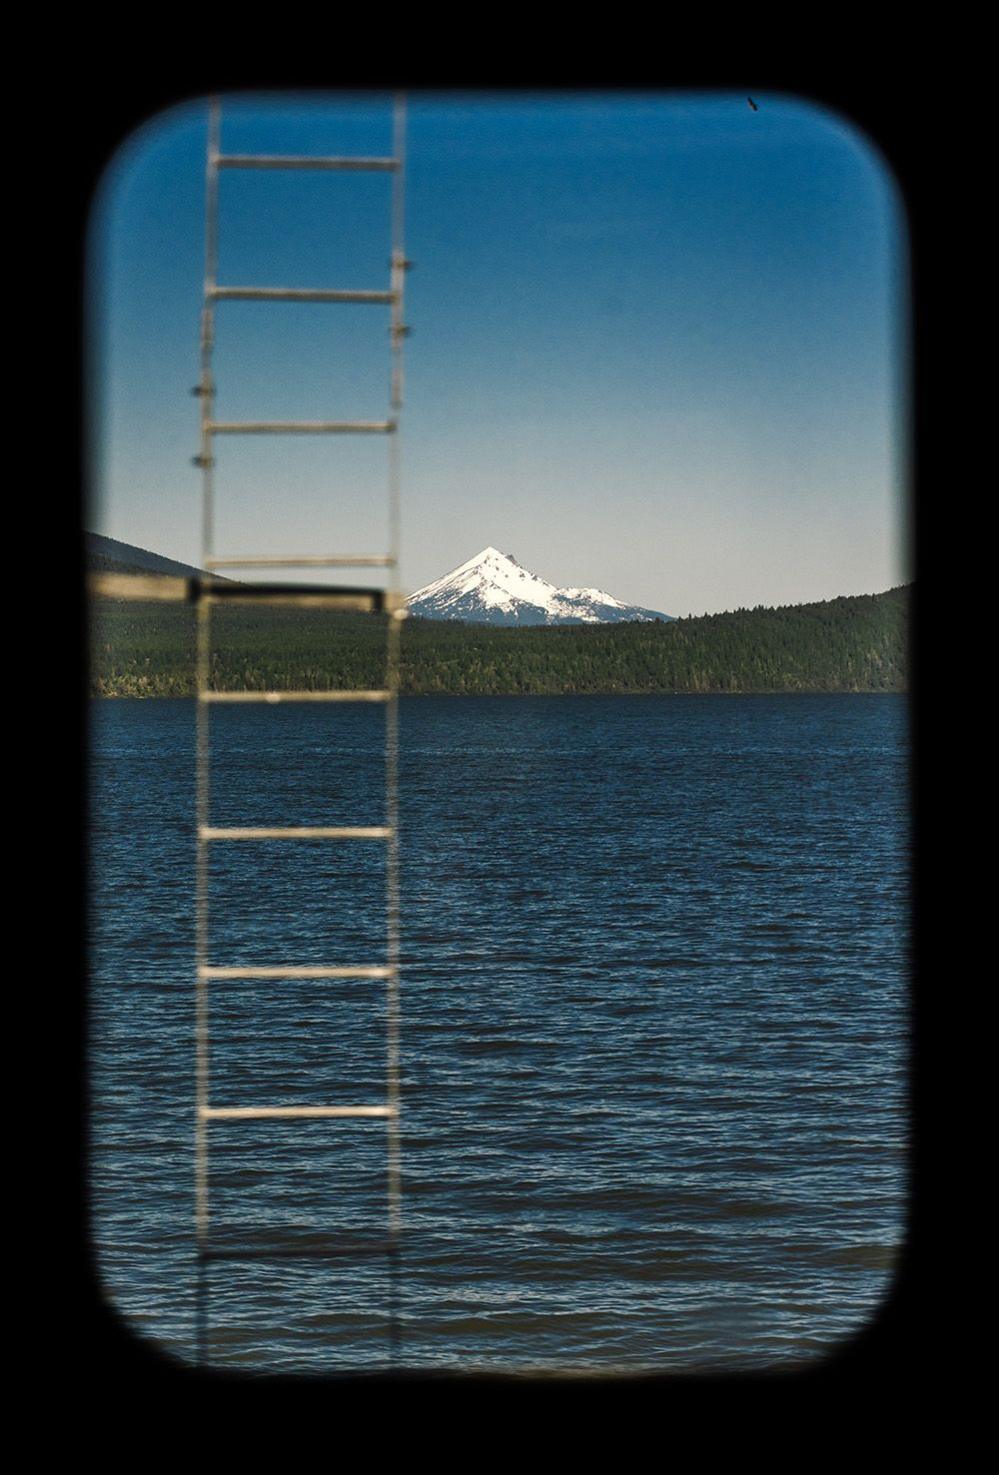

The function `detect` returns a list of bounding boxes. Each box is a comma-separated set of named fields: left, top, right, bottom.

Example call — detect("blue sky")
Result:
left=89, top=91, right=908, bottom=617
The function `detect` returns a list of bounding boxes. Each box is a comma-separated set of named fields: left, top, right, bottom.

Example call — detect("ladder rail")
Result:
left=194, top=96, right=220, bottom=1248
left=385, top=93, right=407, bottom=1244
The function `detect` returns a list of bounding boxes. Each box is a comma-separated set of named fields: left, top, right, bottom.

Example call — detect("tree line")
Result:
left=89, top=584, right=909, bottom=697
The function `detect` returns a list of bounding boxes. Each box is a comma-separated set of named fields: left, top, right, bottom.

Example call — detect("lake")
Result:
left=88, top=693, right=909, bottom=1374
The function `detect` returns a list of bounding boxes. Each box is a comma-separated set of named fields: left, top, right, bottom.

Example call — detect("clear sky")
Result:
left=88, top=91, right=908, bottom=617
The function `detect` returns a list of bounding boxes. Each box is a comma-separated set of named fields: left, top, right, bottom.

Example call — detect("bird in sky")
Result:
left=747, top=97, right=759, bottom=111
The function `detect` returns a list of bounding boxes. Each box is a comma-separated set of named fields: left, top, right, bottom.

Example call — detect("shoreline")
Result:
left=89, top=687, right=907, bottom=700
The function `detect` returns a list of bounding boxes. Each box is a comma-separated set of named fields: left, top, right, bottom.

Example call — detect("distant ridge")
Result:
left=85, top=532, right=230, bottom=581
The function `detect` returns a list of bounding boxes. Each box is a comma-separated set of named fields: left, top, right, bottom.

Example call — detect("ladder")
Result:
left=191, top=94, right=409, bottom=1368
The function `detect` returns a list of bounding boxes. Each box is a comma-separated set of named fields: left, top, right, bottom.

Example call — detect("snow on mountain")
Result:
left=407, top=547, right=673, bottom=626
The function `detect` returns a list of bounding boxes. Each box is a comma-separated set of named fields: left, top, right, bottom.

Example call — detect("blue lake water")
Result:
left=88, top=693, right=909, bottom=1374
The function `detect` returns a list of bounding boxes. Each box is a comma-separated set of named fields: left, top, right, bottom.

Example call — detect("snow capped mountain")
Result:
left=407, top=547, right=673, bottom=626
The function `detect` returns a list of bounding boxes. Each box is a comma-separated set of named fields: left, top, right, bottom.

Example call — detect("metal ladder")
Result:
left=191, top=94, right=409, bottom=1367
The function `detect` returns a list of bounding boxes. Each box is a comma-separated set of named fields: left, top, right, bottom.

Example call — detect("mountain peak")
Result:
left=464, top=545, right=521, bottom=569
left=408, top=547, right=672, bottom=627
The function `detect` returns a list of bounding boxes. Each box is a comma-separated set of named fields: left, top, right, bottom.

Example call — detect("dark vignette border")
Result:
left=66, top=58, right=934, bottom=1407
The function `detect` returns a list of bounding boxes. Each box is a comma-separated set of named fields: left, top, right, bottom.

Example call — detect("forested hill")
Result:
left=90, top=584, right=909, bottom=696
left=85, top=532, right=211, bottom=580
left=401, top=587, right=909, bottom=694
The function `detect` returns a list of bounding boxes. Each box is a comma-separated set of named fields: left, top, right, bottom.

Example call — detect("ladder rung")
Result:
left=199, top=689, right=391, bottom=703
left=198, top=1235, right=399, bottom=1262
left=210, top=286, right=396, bottom=304
left=215, top=154, right=398, bottom=172
left=89, top=572, right=192, bottom=603
left=199, top=582, right=393, bottom=610
left=207, top=420, right=395, bottom=435
left=201, top=826, right=391, bottom=840
left=204, top=556, right=395, bottom=569
left=199, top=965, right=394, bottom=979
left=200, top=1105, right=395, bottom=1119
